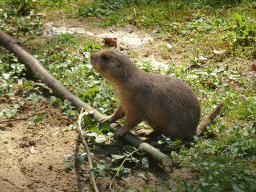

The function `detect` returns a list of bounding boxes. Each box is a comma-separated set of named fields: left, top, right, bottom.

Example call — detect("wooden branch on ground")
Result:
left=0, top=29, right=172, bottom=167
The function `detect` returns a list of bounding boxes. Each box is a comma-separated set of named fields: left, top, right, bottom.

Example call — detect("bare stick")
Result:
left=16, top=146, right=32, bottom=158
left=0, top=117, right=29, bottom=124
left=77, top=110, right=99, bottom=192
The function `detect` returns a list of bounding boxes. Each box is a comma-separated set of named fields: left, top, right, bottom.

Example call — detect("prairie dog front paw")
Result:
left=99, top=116, right=114, bottom=124
left=114, top=128, right=128, bottom=138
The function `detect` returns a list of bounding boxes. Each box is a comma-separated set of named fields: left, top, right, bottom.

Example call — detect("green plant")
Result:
left=0, top=0, right=44, bottom=37
left=225, top=12, right=255, bottom=47
left=0, top=73, right=13, bottom=96
left=48, top=97, right=77, bottom=119
left=29, top=114, right=47, bottom=126
left=76, top=0, right=126, bottom=19
left=6, top=0, right=36, bottom=16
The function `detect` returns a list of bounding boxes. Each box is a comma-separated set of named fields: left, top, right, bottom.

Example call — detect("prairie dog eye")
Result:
left=101, top=55, right=108, bottom=60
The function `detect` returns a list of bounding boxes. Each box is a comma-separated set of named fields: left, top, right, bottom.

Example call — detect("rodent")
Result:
left=90, top=49, right=225, bottom=140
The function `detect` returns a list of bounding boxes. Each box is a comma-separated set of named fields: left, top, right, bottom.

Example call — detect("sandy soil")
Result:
left=0, top=86, right=187, bottom=191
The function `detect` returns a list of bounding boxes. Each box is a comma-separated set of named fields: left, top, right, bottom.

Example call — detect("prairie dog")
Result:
left=90, top=49, right=224, bottom=140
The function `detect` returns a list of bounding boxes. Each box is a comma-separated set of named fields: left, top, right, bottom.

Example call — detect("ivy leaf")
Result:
left=75, top=155, right=86, bottom=166
left=2, top=108, right=17, bottom=118
left=100, top=122, right=110, bottom=132
left=64, top=161, right=74, bottom=169
left=64, top=154, right=75, bottom=158
left=141, top=157, right=149, bottom=169
left=218, top=125, right=227, bottom=134
left=95, top=134, right=105, bottom=143
left=89, top=125, right=99, bottom=133
left=232, top=183, right=243, bottom=192
left=121, top=174, right=129, bottom=181
left=83, top=116, right=93, bottom=126
left=111, top=154, right=125, bottom=160
left=94, top=163, right=107, bottom=175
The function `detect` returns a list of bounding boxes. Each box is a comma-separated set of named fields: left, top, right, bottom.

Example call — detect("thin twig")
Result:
left=77, top=109, right=99, bottom=192
left=0, top=117, right=29, bottom=124
left=16, top=146, right=32, bottom=158
left=170, top=55, right=174, bottom=63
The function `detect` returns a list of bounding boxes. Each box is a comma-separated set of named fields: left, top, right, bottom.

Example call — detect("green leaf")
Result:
left=95, top=134, right=105, bottom=143
left=111, top=154, right=125, bottom=160
left=2, top=108, right=17, bottom=118
left=64, top=154, right=75, bottom=158
left=94, top=163, right=106, bottom=175
left=219, top=125, right=227, bottom=133
left=64, top=161, right=74, bottom=169
left=47, top=96, right=57, bottom=103
left=89, top=125, right=99, bottom=133
left=141, top=157, right=149, bottom=169
left=83, top=116, right=93, bottom=126
left=232, top=124, right=240, bottom=133
left=6, top=86, right=12, bottom=94
left=100, top=122, right=110, bottom=132
left=121, top=174, right=129, bottom=181
left=93, top=161, right=98, bottom=168
left=41, top=114, right=47, bottom=120
left=232, top=183, right=243, bottom=192
left=75, top=155, right=86, bottom=166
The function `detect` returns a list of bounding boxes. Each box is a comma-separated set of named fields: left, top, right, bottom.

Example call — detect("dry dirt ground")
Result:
left=0, top=17, right=254, bottom=191
left=0, top=85, right=185, bottom=192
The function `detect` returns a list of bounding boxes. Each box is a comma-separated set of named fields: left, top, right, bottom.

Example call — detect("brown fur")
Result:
left=91, top=49, right=224, bottom=140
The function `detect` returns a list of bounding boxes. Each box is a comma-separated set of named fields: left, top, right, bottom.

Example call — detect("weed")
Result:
left=5, top=0, right=36, bottom=16
left=0, top=0, right=44, bottom=38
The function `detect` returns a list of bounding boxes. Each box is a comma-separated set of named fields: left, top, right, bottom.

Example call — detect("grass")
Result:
left=73, top=0, right=256, bottom=59
left=0, top=0, right=255, bottom=191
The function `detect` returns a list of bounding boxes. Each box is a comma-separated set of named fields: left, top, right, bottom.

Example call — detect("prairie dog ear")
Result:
left=120, top=61, right=127, bottom=78
left=111, top=60, right=126, bottom=80
left=116, top=61, right=123, bottom=68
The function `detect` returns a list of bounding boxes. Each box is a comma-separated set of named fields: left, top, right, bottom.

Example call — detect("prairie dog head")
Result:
left=90, top=49, right=137, bottom=83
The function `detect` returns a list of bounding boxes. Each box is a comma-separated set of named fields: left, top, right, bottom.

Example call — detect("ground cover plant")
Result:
left=0, top=0, right=255, bottom=191
left=75, top=0, right=256, bottom=59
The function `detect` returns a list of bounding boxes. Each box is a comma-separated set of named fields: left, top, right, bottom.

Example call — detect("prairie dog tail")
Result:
left=196, top=102, right=225, bottom=135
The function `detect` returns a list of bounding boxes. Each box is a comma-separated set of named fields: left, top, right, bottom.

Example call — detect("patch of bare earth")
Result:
left=0, top=87, right=185, bottom=191
left=0, top=86, right=179, bottom=191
